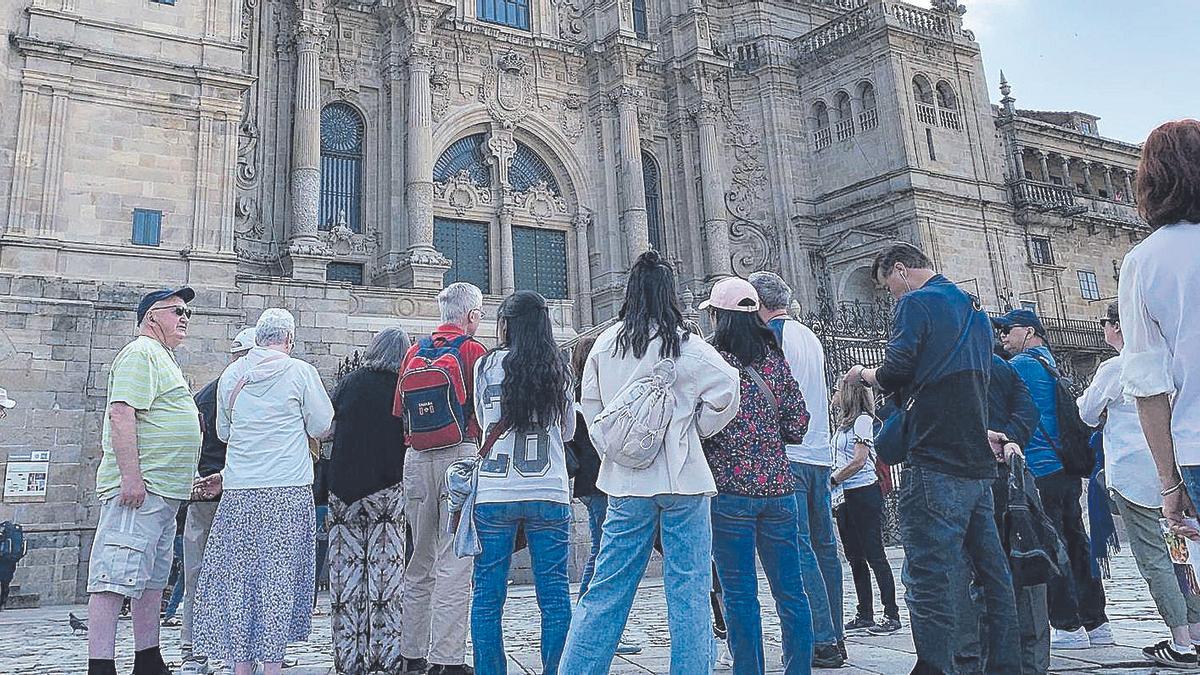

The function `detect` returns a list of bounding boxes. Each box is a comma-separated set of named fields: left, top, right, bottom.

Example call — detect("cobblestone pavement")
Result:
left=0, top=548, right=1177, bottom=674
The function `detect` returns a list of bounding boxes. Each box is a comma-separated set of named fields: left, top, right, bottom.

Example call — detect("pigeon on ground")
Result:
left=69, top=612, right=87, bottom=635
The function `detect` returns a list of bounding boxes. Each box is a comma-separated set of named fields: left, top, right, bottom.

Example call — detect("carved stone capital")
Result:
left=406, top=42, right=438, bottom=70
left=573, top=210, right=592, bottom=231
left=294, top=20, right=330, bottom=51
left=689, top=99, right=723, bottom=124
left=608, top=85, right=642, bottom=107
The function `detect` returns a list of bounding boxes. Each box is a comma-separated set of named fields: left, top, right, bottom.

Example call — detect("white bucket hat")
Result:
left=0, top=388, right=15, bottom=409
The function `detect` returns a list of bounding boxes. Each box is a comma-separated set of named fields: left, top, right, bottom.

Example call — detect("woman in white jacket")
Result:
left=559, top=251, right=740, bottom=675
left=192, top=309, right=334, bottom=675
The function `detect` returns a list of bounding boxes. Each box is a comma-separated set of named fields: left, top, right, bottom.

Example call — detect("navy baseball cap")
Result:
left=136, top=287, right=195, bottom=325
left=992, top=308, right=1046, bottom=337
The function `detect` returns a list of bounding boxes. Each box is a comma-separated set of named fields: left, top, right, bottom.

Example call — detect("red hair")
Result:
left=1137, top=119, right=1200, bottom=229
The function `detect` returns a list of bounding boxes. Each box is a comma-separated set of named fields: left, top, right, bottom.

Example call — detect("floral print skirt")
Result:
left=194, top=486, right=315, bottom=664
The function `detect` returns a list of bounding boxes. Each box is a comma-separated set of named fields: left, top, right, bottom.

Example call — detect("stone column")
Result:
left=574, top=211, right=595, bottom=328
left=1081, top=161, right=1093, bottom=194
left=693, top=100, right=731, bottom=278
left=1059, top=155, right=1071, bottom=187
left=611, top=86, right=650, bottom=264
left=1036, top=150, right=1050, bottom=183
left=282, top=19, right=334, bottom=281
left=396, top=42, right=450, bottom=289
left=1102, top=166, right=1115, bottom=197
left=1123, top=169, right=1134, bottom=201
left=1011, top=144, right=1024, bottom=181
left=499, top=201, right=516, bottom=295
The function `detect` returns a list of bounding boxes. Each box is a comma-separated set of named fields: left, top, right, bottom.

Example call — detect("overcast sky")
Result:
left=914, top=0, right=1196, bottom=144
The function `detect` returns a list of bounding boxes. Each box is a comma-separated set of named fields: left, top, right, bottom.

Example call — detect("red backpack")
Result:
left=398, top=335, right=474, bottom=451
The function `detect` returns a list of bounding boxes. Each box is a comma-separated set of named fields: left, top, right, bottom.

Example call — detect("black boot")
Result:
left=88, top=659, right=118, bottom=675
left=131, top=646, right=172, bottom=675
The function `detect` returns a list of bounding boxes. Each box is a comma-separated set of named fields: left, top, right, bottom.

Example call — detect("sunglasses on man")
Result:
left=148, top=305, right=193, bottom=319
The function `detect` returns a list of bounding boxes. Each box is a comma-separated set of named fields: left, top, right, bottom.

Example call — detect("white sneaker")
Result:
left=1087, top=622, right=1115, bottom=646
left=1051, top=627, right=1091, bottom=650
left=716, top=640, right=734, bottom=670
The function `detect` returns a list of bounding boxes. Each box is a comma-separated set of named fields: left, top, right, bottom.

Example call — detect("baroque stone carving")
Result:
left=434, top=170, right=495, bottom=216
left=556, top=0, right=588, bottom=43
left=560, top=93, right=585, bottom=142
left=430, top=65, right=451, bottom=122
left=480, top=52, right=535, bottom=129
left=322, top=211, right=379, bottom=258
left=721, top=98, right=780, bottom=275
left=512, top=181, right=568, bottom=225
left=241, top=0, right=257, bottom=42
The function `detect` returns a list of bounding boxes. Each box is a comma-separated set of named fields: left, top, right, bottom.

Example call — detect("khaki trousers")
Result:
left=180, top=500, right=219, bottom=655
left=399, top=444, right=476, bottom=664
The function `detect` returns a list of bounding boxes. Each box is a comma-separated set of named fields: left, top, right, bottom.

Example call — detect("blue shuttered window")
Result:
left=434, top=134, right=491, bottom=187
left=510, top=142, right=560, bottom=193
left=633, top=0, right=649, bottom=38
left=513, top=226, right=567, bottom=300
left=320, top=103, right=364, bottom=233
left=641, top=151, right=665, bottom=253
left=327, top=263, right=364, bottom=285
left=434, top=218, right=491, bottom=293
left=131, top=209, right=162, bottom=246
left=477, top=0, right=530, bottom=30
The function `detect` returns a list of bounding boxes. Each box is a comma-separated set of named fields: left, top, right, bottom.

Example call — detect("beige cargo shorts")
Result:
left=87, top=493, right=181, bottom=597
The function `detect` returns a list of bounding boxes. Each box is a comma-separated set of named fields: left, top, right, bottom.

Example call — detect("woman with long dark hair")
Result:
left=470, top=290, right=575, bottom=675
left=560, top=251, right=741, bottom=675
left=700, top=277, right=814, bottom=674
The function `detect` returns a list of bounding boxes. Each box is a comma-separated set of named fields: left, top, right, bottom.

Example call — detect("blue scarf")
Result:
left=1087, top=431, right=1120, bottom=579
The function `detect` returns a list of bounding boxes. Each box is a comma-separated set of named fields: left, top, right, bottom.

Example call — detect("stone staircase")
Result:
left=3, top=583, right=41, bottom=610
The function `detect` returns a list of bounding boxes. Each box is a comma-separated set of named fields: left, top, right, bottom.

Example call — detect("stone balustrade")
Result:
left=796, top=3, right=874, bottom=55
left=859, top=107, right=879, bottom=130
left=939, top=108, right=961, bottom=130
left=813, top=127, right=833, bottom=150
left=915, top=101, right=937, bottom=126
left=1010, top=178, right=1076, bottom=209
left=834, top=118, right=855, bottom=142
left=886, top=1, right=951, bottom=38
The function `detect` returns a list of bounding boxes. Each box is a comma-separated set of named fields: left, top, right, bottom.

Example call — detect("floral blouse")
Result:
left=703, top=349, right=810, bottom=497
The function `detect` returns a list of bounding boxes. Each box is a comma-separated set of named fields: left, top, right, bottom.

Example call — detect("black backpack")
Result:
left=0, top=521, right=26, bottom=564
left=1030, top=355, right=1093, bottom=478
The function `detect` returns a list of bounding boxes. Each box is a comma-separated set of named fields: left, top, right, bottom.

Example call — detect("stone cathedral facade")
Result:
left=0, top=0, right=1150, bottom=602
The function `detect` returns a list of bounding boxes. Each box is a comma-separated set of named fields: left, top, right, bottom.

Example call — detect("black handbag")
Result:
left=875, top=306, right=980, bottom=464
left=1005, top=455, right=1069, bottom=587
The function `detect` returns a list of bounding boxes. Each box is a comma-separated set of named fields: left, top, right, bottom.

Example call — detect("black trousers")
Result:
left=1035, top=472, right=1108, bottom=632
left=836, top=483, right=899, bottom=620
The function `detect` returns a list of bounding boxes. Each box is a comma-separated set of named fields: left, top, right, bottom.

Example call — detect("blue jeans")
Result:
left=315, top=504, right=330, bottom=601
left=1180, top=467, right=1200, bottom=534
left=790, top=462, right=842, bottom=645
left=578, top=494, right=607, bottom=597
left=900, top=465, right=1019, bottom=674
left=560, top=494, right=714, bottom=675
left=712, top=493, right=813, bottom=675
left=472, top=500, right=572, bottom=675
left=163, top=534, right=185, bottom=618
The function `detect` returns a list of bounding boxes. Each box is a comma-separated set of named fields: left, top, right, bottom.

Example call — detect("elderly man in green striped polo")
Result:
left=87, top=287, right=202, bottom=675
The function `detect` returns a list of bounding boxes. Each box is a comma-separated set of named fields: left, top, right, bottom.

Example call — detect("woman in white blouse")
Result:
left=1116, top=119, right=1200, bottom=535
left=1079, top=302, right=1200, bottom=668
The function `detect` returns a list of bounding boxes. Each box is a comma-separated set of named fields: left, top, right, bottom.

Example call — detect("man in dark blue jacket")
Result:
left=996, top=309, right=1109, bottom=649
left=848, top=243, right=1018, bottom=675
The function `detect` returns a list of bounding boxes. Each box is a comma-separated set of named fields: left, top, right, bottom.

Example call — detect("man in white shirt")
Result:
left=749, top=272, right=845, bottom=668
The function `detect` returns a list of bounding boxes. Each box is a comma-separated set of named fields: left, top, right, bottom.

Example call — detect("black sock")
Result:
left=88, top=659, right=117, bottom=675
left=131, top=646, right=168, bottom=674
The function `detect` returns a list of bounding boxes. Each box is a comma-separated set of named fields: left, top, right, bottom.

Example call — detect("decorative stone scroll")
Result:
left=434, top=170, right=495, bottom=216
left=512, top=181, right=568, bottom=225
left=722, top=96, right=780, bottom=276
left=560, top=92, right=585, bottom=142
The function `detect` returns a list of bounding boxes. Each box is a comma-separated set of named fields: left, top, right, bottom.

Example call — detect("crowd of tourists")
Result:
left=79, top=117, right=1198, bottom=675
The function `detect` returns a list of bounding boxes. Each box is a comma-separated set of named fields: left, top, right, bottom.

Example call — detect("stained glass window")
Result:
left=434, top=134, right=491, bottom=187
left=478, top=0, right=530, bottom=30
left=513, top=226, right=568, bottom=299
left=434, top=218, right=491, bottom=293
left=510, top=142, right=560, bottom=194
left=642, top=151, right=665, bottom=253
left=633, top=0, right=649, bottom=38
left=320, top=103, right=364, bottom=233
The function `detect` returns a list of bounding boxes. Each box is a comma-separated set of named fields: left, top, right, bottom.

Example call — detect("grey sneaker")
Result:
left=867, top=617, right=902, bottom=635
left=813, top=643, right=846, bottom=668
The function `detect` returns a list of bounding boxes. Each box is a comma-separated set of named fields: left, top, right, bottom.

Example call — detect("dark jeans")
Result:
left=711, top=493, right=813, bottom=675
left=0, top=559, right=14, bottom=609
left=900, top=465, right=1019, bottom=675
left=1034, top=472, right=1108, bottom=632
left=835, top=483, right=898, bottom=621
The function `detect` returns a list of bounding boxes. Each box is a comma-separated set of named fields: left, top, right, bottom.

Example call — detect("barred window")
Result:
left=510, top=142, right=560, bottom=194
left=478, top=0, right=530, bottom=30
left=642, top=151, right=665, bottom=253
left=320, top=103, right=364, bottom=233
left=434, top=217, right=491, bottom=293
left=434, top=134, right=491, bottom=187
left=633, top=0, right=649, bottom=38
left=513, top=226, right=568, bottom=299
left=1077, top=270, right=1100, bottom=301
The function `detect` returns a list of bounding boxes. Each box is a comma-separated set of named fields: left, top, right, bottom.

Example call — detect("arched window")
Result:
left=478, top=0, right=530, bottom=30
left=935, top=81, right=958, bottom=109
left=510, top=142, right=561, bottom=194
left=642, top=151, right=665, bottom=253
left=632, top=0, right=649, bottom=39
left=434, top=133, right=491, bottom=187
left=812, top=101, right=830, bottom=129
left=912, top=75, right=934, bottom=105
left=833, top=91, right=853, bottom=121
left=319, top=103, right=364, bottom=232
left=858, top=81, right=877, bottom=111
left=857, top=82, right=878, bottom=131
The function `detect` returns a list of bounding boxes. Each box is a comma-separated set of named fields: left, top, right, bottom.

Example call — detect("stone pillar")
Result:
left=693, top=100, right=731, bottom=278
left=574, top=211, right=595, bottom=328
left=1011, top=144, right=1024, bottom=181
left=1059, top=156, right=1071, bottom=187
left=611, top=86, right=650, bottom=264
left=499, top=201, right=516, bottom=295
left=1102, top=166, right=1115, bottom=198
left=1036, top=151, right=1050, bottom=183
left=1081, top=161, right=1093, bottom=194
left=396, top=43, right=450, bottom=289
left=282, top=19, right=334, bottom=281
left=1123, top=169, right=1134, bottom=201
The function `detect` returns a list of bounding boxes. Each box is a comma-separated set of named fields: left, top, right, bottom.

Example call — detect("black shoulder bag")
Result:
left=874, top=307, right=980, bottom=464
